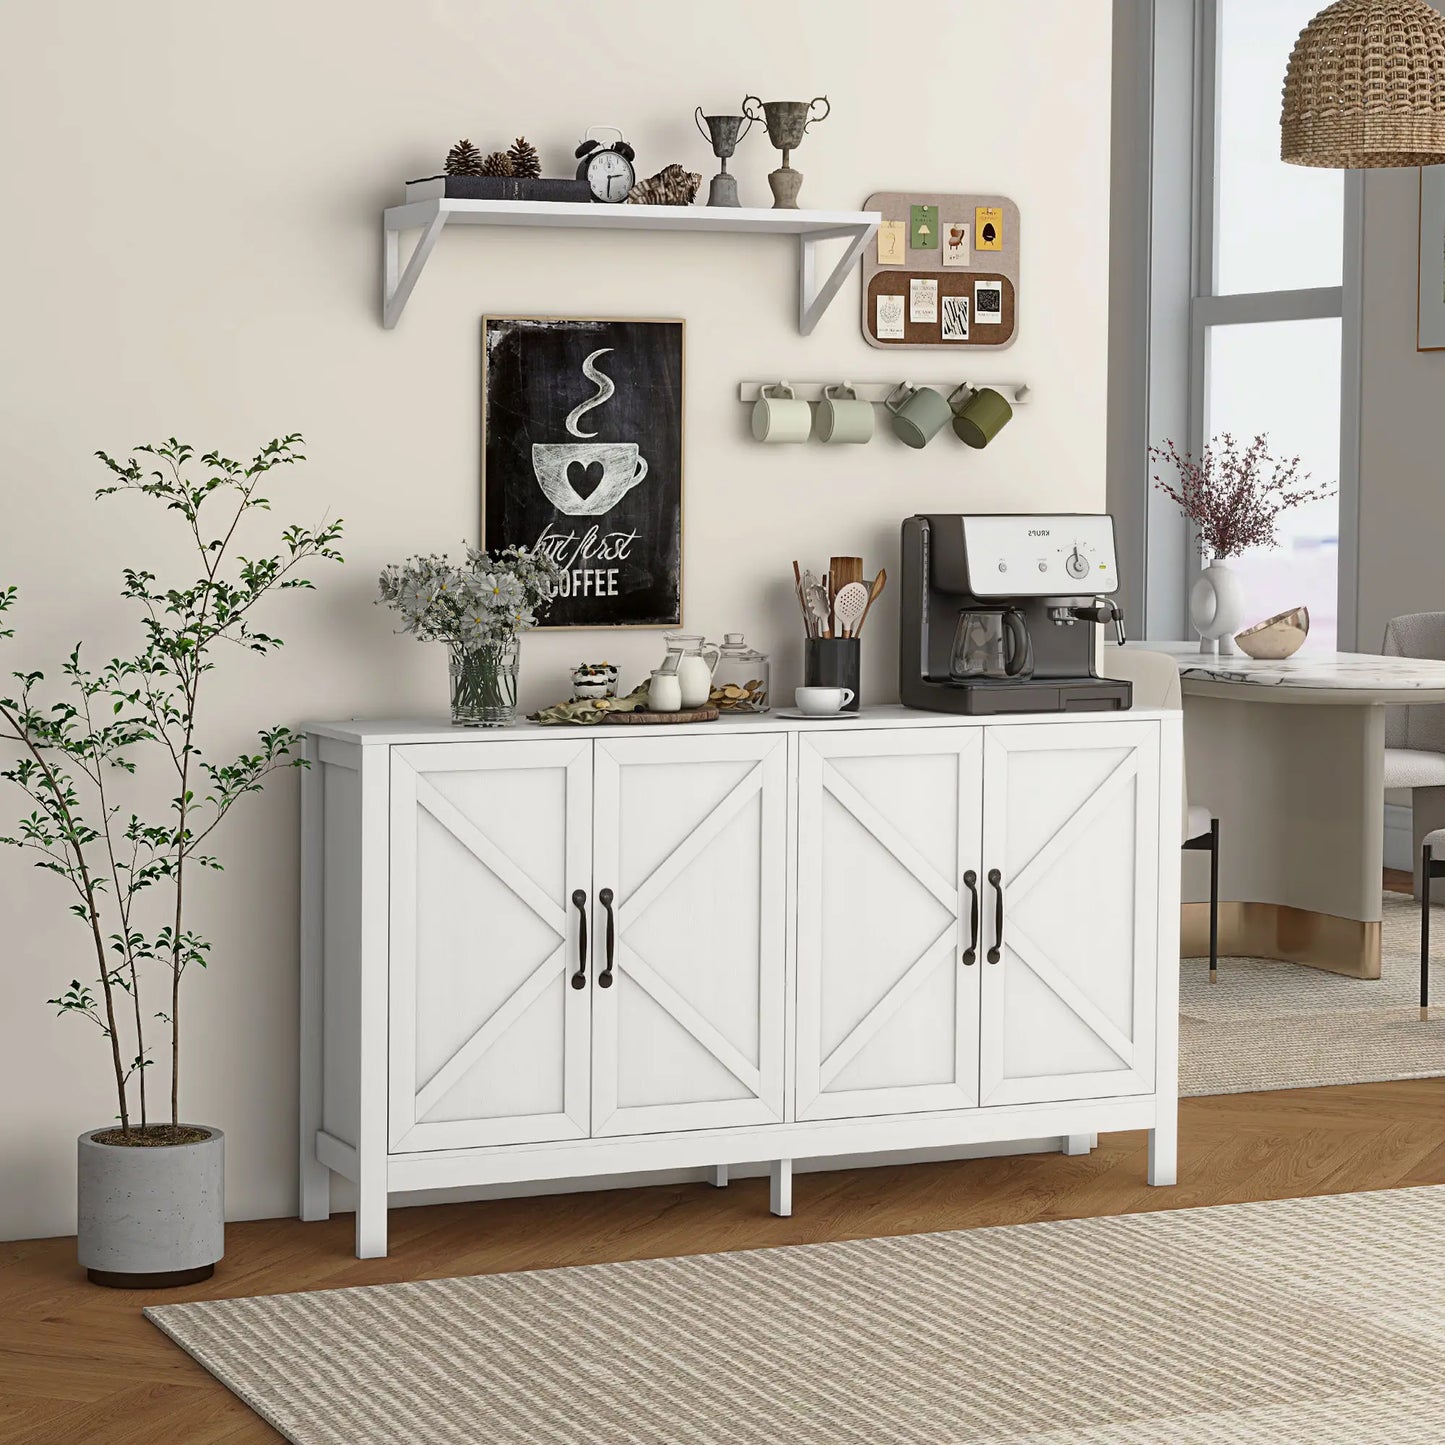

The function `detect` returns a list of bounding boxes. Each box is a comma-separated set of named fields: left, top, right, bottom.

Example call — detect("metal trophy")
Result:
left=741, top=95, right=830, bottom=209
left=694, top=107, right=754, bottom=207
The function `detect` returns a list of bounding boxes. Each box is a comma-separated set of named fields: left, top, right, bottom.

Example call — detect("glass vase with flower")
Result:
left=378, top=544, right=561, bottom=726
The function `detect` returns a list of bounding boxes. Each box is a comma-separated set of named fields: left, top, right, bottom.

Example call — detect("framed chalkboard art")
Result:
left=482, top=316, right=685, bottom=629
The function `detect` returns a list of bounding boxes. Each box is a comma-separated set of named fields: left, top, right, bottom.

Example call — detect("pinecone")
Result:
left=508, top=136, right=542, bottom=179
left=480, top=150, right=515, bottom=177
left=445, top=139, right=484, bottom=177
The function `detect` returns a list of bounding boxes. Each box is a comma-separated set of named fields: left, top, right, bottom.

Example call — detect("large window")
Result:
left=1193, top=0, right=1349, bottom=649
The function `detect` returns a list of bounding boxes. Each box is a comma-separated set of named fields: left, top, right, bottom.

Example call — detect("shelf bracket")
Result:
left=383, top=206, right=449, bottom=330
left=797, top=222, right=879, bottom=336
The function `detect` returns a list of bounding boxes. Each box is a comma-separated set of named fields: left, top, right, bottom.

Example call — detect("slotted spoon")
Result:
left=832, top=581, right=869, bottom=638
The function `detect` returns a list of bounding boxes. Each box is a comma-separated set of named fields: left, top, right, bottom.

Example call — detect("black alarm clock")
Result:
left=575, top=125, right=636, bottom=203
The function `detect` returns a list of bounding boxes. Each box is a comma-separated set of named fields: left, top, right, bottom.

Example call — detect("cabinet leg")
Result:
left=1148, top=1114, right=1178, bottom=1187
left=709, top=1164, right=729, bottom=1188
left=1062, top=1134, right=1092, bottom=1156
left=355, top=1170, right=388, bottom=1259
left=769, top=1159, right=793, bottom=1217
left=299, top=1144, right=331, bottom=1223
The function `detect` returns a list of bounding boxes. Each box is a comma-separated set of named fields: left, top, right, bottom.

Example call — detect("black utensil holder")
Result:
left=804, top=638, right=860, bottom=712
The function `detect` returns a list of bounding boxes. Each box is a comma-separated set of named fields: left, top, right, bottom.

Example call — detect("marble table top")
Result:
left=1140, top=642, right=1445, bottom=702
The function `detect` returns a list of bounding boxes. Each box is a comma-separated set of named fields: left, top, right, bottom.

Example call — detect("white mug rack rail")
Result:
left=382, top=198, right=880, bottom=334
left=737, top=381, right=1032, bottom=405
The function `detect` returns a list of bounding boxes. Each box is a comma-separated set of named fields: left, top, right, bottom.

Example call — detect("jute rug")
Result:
left=148, top=1186, right=1445, bottom=1444
left=1180, top=891, right=1445, bottom=1096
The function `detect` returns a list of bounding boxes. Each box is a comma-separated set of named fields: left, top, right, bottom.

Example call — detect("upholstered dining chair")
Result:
left=1381, top=613, right=1445, bottom=1021
left=1101, top=647, right=1221, bottom=983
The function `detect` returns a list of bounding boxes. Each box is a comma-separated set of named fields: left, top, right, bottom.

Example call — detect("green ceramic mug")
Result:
left=817, top=383, right=874, bottom=445
left=948, top=385, right=1014, bottom=449
left=885, top=382, right=953, bottom=449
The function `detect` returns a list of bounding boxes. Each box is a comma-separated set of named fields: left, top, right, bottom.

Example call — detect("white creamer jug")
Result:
left=662, top=632, right=721, bottom=708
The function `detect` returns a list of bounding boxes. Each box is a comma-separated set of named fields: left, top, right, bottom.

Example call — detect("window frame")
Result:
left=1190, top=0, right=1362, bottom=649
left=1112, top=0, right=1362, bottom=646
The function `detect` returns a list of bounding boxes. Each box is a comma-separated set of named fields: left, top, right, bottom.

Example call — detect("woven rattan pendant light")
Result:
left=1282, top=0, right=1445, bottom=167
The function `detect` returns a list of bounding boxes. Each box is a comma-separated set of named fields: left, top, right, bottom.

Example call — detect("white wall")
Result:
left=1357, top=166, right=1445, bottom=653
left=0, top=0, right=1114, bottom=1240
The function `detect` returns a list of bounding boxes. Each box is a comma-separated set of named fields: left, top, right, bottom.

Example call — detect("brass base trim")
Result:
left=1181, top=902, right=1381, bottom=980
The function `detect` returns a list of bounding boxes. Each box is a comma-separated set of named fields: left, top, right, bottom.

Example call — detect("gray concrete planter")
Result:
left=77, top=1125, right=224, bottom=1288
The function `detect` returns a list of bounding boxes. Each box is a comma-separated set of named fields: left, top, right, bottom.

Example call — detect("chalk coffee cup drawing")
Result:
left=884, top=382, right=953, bottom=449
left=751, top=383, right=811, bottom=443
left=816, top=383, right=874, bottom=445
left=948, top=385, right=1014, bottom=449
left=794, top=685, right=855, bottom=715
left=531, top=442, right=647, bottom=516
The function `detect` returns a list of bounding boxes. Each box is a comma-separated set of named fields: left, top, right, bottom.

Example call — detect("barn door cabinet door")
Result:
left=590, top=733, right=788, bottom=1137
left=795, top=730, right=983, bottom=1121
left=979, top=721, right=1161, bottom=1107
left=388, top=739, right=593, bottom=1153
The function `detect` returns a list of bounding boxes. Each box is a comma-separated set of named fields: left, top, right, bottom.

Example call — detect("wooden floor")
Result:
left=2, top=1078, right=1445, bottom=1443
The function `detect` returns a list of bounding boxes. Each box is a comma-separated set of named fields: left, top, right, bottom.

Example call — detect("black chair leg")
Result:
left=1208, top=818, right=1220, bottom=985
left=1424, top=842, right=1433, bottom=1023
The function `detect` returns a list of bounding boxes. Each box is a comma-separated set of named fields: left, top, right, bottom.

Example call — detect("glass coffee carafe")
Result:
left=950, top=607, right=1034, bottom=680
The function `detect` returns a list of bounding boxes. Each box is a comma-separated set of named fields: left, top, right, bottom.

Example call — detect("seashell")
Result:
left=625, top=163, right=702, bottom=206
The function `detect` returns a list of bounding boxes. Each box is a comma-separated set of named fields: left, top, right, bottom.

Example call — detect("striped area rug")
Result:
left=1180, top=891, right=1445, bottom=1096
left=147, top=1185, right=1445, bottom=1444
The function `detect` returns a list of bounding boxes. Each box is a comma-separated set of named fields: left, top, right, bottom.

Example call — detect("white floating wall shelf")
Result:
left=737, top=381, right=1033, bottom=405
left=381, top=199, right=881, bottom=333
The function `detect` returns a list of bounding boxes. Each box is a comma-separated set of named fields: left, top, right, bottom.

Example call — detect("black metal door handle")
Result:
left=598, top=888, right=616, bottom=988
left=987, top=868, right=1003, bottom=964
left=982, top=867, right=1005, bottom=959
left=962, top=870, right=979, bottom=965
left=571, top=889, right=589, bottom=989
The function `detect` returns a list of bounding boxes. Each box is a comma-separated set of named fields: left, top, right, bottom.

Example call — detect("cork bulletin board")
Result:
left=861, top=191, right=1020, bottom=350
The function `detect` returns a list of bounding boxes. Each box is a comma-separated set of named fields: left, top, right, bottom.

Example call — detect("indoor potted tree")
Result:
left=0, top=436, right=342, bottom=1287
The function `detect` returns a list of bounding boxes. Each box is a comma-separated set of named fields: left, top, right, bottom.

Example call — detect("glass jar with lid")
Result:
left=711, top=633, right=771, bottom=713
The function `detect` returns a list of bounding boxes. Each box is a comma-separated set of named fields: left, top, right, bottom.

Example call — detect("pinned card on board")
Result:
left=877, top=220, right=906, bottom=265
left=942, top=222, right=971, bottom=266
left=910, top=204, right=939, bottom=248
left=975, top=206, right=1003, bottom=251
left=909, top=277, right=939, bottom=324
left=974, top=279, right=1004, bottom=324
left=876, top=293, right=906, bottom=340
left=940, top=294, right=970, bottom=341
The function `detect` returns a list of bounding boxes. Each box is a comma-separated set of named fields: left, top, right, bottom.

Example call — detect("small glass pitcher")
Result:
left=662, top=632, right=721, bottom=708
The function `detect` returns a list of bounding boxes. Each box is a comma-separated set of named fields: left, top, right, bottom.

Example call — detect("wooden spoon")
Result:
left=854, top=568, right=887, bottom=635
left=829, top=556, right=863, bottom=600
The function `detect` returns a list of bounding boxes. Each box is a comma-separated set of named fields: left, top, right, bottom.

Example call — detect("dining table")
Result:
left=1143, top=643, right=1445, bottom=979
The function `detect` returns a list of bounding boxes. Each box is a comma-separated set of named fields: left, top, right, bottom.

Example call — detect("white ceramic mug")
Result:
left=816, top=383, right=874, bottom=445
left=751, top=383, right=811, bottom=443
left=795, top=685, right=856, bottom=715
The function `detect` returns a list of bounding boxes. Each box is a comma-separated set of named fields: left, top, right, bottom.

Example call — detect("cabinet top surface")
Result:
left=304, top=704, right=1175, bottom=747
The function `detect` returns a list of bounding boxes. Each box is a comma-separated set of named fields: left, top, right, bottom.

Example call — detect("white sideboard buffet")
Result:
left=300, top=706, right=1182, bottom=1258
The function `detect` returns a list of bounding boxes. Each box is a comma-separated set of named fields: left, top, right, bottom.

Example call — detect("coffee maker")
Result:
left=900, top=513, right=1132, bottom=715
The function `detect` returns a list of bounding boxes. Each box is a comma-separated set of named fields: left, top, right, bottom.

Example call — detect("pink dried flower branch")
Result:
left=1149, top=433, right=1336, bottom=561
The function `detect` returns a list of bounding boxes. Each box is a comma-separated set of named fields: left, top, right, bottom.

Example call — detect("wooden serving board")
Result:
left=604, top=704, right=718, bottom=725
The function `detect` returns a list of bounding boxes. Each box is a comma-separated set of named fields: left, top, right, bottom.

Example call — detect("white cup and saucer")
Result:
left=778, top=686, right=858, bottom=720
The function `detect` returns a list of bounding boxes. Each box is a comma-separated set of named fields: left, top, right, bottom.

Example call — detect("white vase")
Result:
left=1189, top=560, right=1245, bottom=655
